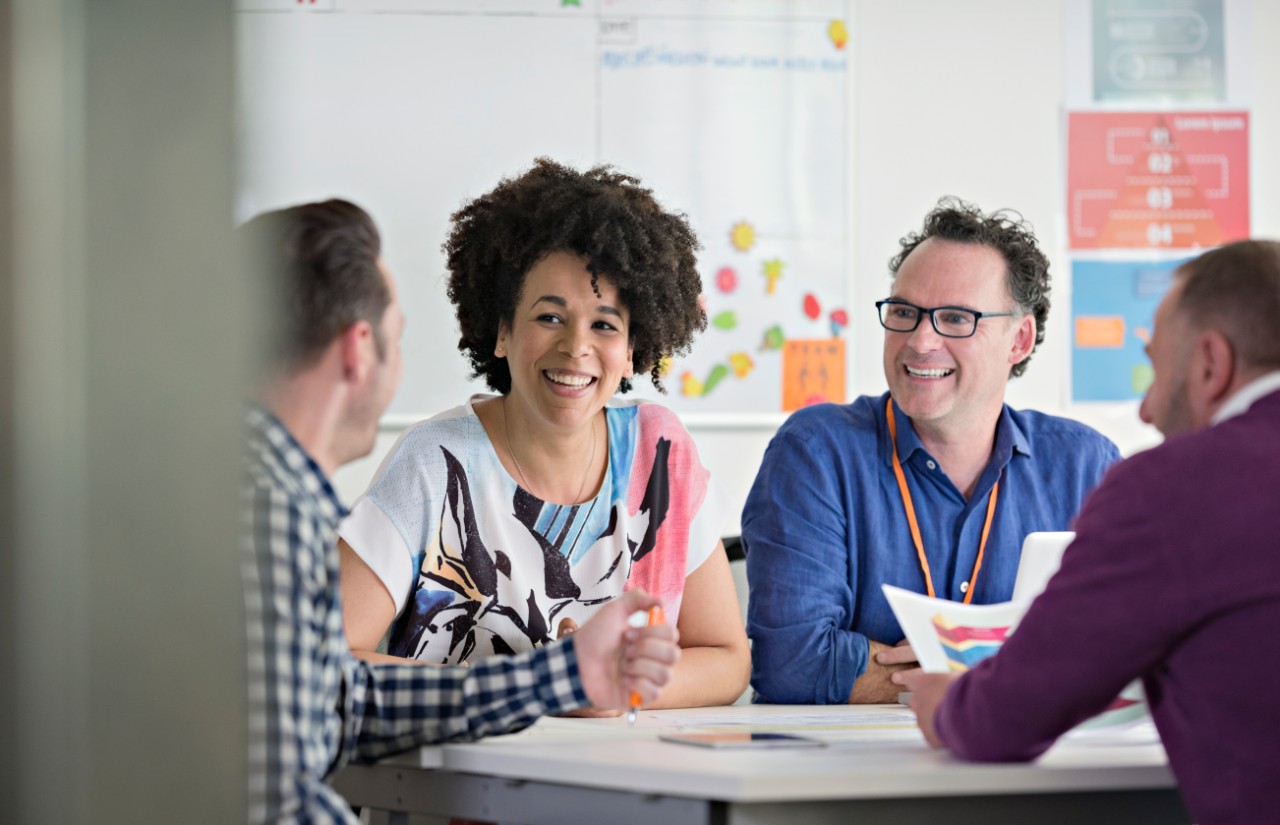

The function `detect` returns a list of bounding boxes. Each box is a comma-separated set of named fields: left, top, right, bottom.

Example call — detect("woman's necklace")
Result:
left=502, top=395, right=597, bottom=504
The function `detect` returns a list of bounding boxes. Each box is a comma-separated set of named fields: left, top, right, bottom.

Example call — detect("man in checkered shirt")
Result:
left=241, top=199, right=679, bottom=824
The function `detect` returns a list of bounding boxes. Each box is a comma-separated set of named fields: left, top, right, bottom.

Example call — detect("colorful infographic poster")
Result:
left=1072, top=257, right=1190, bottom=401
left=1092, top=0, right=1226, bottom=103
left=1067, top=110, right=1249, bottom=250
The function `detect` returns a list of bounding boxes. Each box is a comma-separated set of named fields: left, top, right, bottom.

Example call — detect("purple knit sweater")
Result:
left=936, top=388, right=1280, bottom=825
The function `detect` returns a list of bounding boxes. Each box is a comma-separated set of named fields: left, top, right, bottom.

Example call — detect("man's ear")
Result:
left=1191, top=329, right=1237, bottom=414
left=339, top=320, right=376, bottom=384
left=1009, top=313, right=1036, bottom=366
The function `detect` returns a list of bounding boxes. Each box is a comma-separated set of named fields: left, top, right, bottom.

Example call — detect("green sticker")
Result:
left=703, top=363, right=730, bottom=395
left=712, top=310, right=737, bottom=331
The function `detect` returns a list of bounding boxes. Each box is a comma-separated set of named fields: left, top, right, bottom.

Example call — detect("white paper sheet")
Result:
left=650, top=709, right=925, bottom=744
left=882, top=584, right=1030, bottom=674
left=882, top=583, right=1150, bottom=730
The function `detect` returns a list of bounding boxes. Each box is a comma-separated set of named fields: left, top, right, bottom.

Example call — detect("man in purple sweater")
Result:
left=904, top=239, right=1280, bottom=825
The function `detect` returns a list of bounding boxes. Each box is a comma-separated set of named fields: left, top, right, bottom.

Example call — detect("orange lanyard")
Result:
left=885, top=398, right=998, bottom=605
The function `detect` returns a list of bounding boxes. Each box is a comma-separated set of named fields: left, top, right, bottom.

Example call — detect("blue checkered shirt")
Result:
left=242, top=406, right=589, bottom=824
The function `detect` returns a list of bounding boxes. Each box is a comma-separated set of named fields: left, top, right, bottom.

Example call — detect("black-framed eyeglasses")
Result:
left=875, top=300, right=1015, bottom=339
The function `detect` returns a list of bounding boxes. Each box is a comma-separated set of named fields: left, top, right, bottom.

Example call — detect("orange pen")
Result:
left=626, top=604, right=665, bottom=726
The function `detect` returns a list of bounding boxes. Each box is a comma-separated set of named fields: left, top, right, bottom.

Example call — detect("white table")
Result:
left=332, top=704, right=1189, bottom=824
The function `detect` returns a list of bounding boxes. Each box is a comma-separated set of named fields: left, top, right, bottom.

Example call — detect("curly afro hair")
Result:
left=444, top=157, right=706, bottom=394
left=889, top=197, right=1051, bottom=378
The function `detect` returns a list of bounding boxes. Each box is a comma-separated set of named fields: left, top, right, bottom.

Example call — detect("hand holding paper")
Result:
left=882, top=583, right=1148, bottom=731
left=900, top=670, right=958, bottom=748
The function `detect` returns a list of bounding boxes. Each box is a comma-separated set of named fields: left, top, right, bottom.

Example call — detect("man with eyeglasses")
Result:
left=742, top=199, right=1119, bottom=705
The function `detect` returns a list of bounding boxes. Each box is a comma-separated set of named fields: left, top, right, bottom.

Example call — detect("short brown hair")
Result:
left=890, top=198, right=1050, bottom=378
left=1175, top=240, right=1280, bottom=371
left=241, top=199, right=389, bottom=371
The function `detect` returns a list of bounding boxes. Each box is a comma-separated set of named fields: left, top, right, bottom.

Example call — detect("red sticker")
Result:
left=716, top=266, right=738, bottom=294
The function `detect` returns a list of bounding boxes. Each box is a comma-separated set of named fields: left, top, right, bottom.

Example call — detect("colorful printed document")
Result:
left=882, top=584, right=1148, bottom=730
left=882, top=585, right=1028, bottom=674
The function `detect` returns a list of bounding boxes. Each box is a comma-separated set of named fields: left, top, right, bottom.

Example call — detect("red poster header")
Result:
left=1067, top=111, right=1249, bottom=250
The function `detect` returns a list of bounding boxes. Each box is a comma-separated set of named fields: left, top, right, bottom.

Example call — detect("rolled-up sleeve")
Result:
left=743, top=430, right=867, bottom=704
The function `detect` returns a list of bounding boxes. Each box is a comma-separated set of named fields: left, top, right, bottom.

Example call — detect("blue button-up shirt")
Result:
left=741, top=392, right=1120, bottom=704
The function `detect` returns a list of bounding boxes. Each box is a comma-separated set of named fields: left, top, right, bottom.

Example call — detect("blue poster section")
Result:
left=1071, top=257, right=1189, bottom=401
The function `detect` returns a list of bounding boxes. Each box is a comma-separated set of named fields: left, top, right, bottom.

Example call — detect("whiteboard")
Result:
left=236, top=0, right=853, bottom=422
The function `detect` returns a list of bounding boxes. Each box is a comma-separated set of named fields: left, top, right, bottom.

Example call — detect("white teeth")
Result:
left=546, top=371, right=593, bottom=388
left=906, top=366, right=954, bottom=378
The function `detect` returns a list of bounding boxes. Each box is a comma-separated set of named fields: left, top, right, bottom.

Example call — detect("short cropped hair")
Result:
left=444, top=157, right=706, bottom=394
left=241, top=199, right=389, bottom=371
left=889, top=197, right=1050, bottom=378
left=1175, top=240, right=1280, bottom=371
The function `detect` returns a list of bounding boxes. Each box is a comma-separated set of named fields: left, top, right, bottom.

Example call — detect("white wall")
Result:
left=335, top=0, right=1280, bottom=531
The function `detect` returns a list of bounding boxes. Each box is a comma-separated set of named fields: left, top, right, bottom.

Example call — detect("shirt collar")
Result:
left=1211, top=370, right=1280, bottom=425
left=244, top=403, right=347, bottom=521
left=883, top=395, right=1031, bottom=467
left=998, top=404, right=1033, bottom=459
left=884, top=395, right=927, bottom=464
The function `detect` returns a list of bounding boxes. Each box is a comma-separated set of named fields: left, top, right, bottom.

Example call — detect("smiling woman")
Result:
left=495, top=250, right=637, bottom=490
left=334, top=159, right=751, bottom=713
